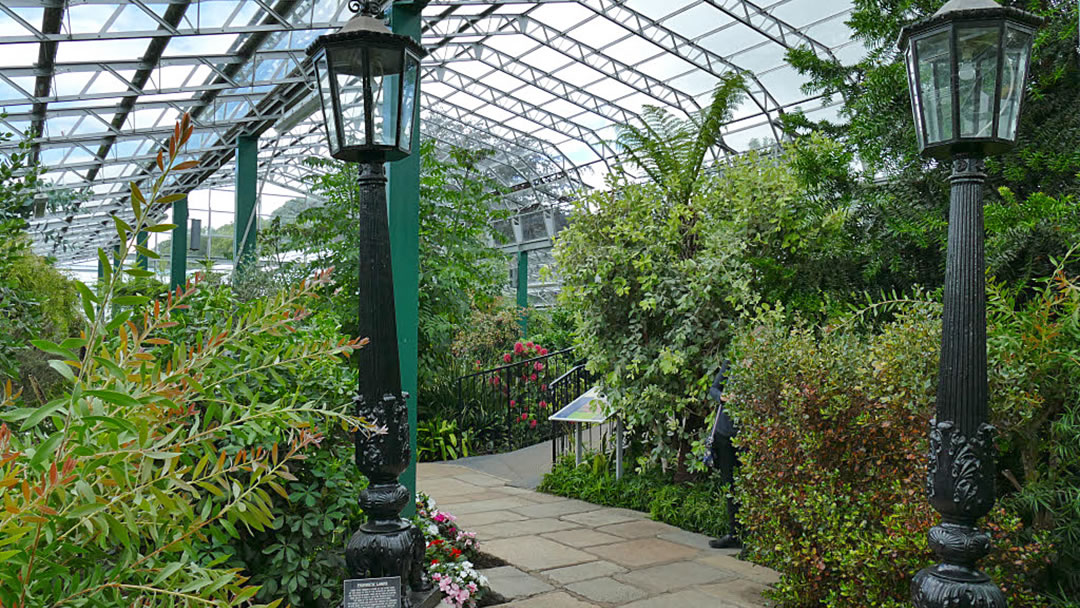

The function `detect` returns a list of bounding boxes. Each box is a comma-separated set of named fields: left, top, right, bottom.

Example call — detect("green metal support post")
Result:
left=517, top=250, right=528, bottom=336
left=388, top=0, right=426, bottom=517
left=136, top=231, right=149, bottom=270
left=234, top=134, right=258, bottom=279
left=170, top=197, right=188, bottom=290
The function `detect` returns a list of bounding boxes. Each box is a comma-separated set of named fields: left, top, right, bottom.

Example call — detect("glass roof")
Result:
left=0, top=0, right=861, bottom=266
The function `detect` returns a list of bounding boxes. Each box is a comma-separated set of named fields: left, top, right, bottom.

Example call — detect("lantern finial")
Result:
left=347, top=1, right=383, bottom=16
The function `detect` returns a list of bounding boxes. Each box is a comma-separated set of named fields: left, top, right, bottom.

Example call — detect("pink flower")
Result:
left=541, top=384, right=548, bottom=392
left=539, top=400, right=547, bottom=408
left=530, top=419, right=538, bottom=429
left=534, top=361, right=544, bottom=371
left=530, top=373, right=537, bottom=381
left=510, top=400, right=516, bottom=407
left=514, top=342, right=525, bottom=354
left=526, top=341, right=534, bottom=349
left=520, top=412, right=528, bottom=421
left=539, top=347, right=548, bottom=355
left=503, top=353, right=512, bottom=363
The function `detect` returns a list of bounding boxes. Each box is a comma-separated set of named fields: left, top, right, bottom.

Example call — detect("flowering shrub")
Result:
left=727, top=302, right=1053, bottom=607
left=415, top=493, right=489, bottom=608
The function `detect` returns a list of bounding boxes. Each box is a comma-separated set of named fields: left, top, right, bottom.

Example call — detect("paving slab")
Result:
left=445, top=496, right=535, bottom=515
left=584, top=538, right=699, bottom=569
left=473, top=517, right=580, bottom=539
left=419, top=478, right=487, bottom=497
left=657, top=529, right=716, bottom=551
left=696, top=553, right=782, bottom=585
left=417, top=463, right=474, bottom=479
left=513, top=499, right=602, bottom=519
left=454, top=472, right=510, bottom=487
left=561, top=508, right=643, bottom=528
left=481, top=566, right=554, bottom=599
left=503, top=591, right=599, bottom=608
left=565, top=577, right=648, bottom=604
left=484, top=536, right=597, bottom=571
left=621, top=589, right=726, bottom=607
left=698, top=578, right=772, bottom=607
left=541, top=529, right=623, bottom=548
left=595, top=519, right=680, bottom=539
left=615, top=561, right=736, bottom=594
left=438, top=490, right=519, bottom=506
left=453, top=510, right=529, bottom=528
left=540, top=561, right=628, bottom=585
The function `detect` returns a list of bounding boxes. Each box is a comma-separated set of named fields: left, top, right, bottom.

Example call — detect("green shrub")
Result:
left=0, top=115, right=369, bottom=607
left=141, top=274, right=360, bottom=608
left=539, top=454, right=729, bottom=538
left=727, top=300, right=1055, bottom=607
left=0, top=248, right=81, bottom=400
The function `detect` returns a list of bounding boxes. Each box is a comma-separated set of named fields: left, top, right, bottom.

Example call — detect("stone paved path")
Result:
left=418, top=462, right=778, bottom=607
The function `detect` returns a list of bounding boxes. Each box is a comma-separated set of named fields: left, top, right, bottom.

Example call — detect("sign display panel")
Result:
left=548, top=387, right=611, bottom=423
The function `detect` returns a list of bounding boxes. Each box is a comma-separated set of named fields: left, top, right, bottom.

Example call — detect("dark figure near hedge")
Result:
left=703, top=360, right=740, bottom=549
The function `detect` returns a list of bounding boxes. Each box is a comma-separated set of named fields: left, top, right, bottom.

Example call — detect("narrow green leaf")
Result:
left=134, top=245, right=160, bottom=259
left=85, top=390, right=142, bottom=408
left=29, top=431, right=64, bottom=469
left=48, top=359, right=76, bottom=382
left=22, top=399, right=66, bottom=430
left=144, top=223, right=177, bottom=233
left=30, top=340, right=77, bottom=360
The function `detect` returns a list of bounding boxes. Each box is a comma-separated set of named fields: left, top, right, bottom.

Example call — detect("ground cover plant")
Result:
left=539, top=453, right=730, bottom=539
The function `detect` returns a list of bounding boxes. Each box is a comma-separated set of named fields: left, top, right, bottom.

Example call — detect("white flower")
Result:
left=427, top=524, right=439, bottom=536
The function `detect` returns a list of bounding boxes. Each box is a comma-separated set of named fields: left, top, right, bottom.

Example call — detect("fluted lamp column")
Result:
left=306, top=2, right=428, bottom=606
left=898, top=1, right=1041, bottom=606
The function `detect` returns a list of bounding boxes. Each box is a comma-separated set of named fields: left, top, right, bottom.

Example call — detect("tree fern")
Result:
left=616, top=74, right=746, bottom=206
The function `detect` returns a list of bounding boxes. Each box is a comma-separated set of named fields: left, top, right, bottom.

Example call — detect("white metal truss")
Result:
left=0, top=0, right=859, bottom=267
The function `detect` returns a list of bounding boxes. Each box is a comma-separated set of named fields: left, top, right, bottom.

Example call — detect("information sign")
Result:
left=548, top=387, right=611, bottom=423
left=343, top=576, right=402, bottom=608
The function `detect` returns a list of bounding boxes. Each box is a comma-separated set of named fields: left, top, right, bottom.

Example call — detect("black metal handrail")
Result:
left=454, top=347, right=581, bottom=455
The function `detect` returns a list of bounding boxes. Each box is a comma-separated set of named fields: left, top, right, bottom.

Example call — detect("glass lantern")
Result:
left=307, top=12, right=425, bottom=163
left=899, top=0, right=1042, bottom=159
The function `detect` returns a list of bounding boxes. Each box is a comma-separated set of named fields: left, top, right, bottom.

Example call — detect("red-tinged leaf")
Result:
left=174, top=160, right=199, bottom=171
left=48, top=462, right=57, bottom=486
left=23, top=515, right=47, bottom=524
left=144, top=338, right=171, bottom=346
left=169, top=134, right=176, bottom=158
left=156, top=149, right=164, bottom=171
left=38, top=505, right=57, bottom=516
left=174, top=122, right=181, bottom=146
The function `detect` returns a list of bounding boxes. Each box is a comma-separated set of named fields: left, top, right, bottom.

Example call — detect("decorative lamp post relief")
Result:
left=306, top=3, right=429, bottom=606
left=898, top=0, right=1042, bottom=606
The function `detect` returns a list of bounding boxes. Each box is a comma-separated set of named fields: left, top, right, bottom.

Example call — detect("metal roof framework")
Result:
left=0, top=0, right=861, bottom=292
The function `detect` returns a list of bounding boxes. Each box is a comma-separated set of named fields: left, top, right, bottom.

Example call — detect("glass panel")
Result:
left=956, top=26, right=999, bottom=138
left=915, top=29, right=953, bottom=144
left=399, top=53, right=420, bottom=152
left=906, top=45, right=924, bottom=149
left=314, top=52, right=339, bottom=155
left=997, top=25, right=1032, bottom=141
left=369, top=46, right=402, bottom=148
left=330, top=46, right=368, bottom=148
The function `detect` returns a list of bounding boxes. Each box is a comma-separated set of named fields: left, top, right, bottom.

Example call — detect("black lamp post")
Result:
left=898, top=1, right=1040, bottom=606
left=307, top=3, right=428, bottom=605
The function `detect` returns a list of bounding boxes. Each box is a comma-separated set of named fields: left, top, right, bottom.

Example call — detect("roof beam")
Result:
left=29, top=0, right=65, bottom=164
left=83, top=1, right=192, bottom=184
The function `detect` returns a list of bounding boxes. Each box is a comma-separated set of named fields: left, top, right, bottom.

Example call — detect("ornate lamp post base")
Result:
left=345, top=393, right=432, bottom=607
